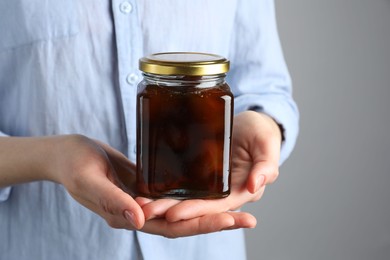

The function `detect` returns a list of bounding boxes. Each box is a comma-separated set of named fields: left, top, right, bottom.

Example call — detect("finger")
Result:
left=247, top=160, right=279, bottom=194
left=140, top=198, right=182, bottom=220
left=81, top=173, right=145, bottom=229
left=135, top=197, right=153, bottom=207
left=142, top=212, right=256, bottom=238
left=99, top=185, right=145, bottom=229
left=243, top=114, right=281, bottom=193
left=164, top=199, right=229, bottom=222
left=165, top=186, right=262, bottom=222
left=222, top=211, right=257, bottom=230
left=74, top=195, right=136, bottom=230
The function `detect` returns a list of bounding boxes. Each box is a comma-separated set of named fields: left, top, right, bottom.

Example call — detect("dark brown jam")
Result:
left=136, top=52, right=233, bottom=199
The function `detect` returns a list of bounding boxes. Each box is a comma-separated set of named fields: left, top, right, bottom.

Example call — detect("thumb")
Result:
left=246, top=160, right=279, bottom=194
left=71, top=171, right=145, bottom=230
left=98, top=178, right=145, bottom=229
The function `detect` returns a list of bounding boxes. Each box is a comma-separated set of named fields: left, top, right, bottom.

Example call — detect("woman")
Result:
left=0, top=0, right=298, bottom=259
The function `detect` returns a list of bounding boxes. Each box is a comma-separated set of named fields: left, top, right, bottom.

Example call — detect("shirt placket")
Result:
left=112, top=0, right=143, bottom=160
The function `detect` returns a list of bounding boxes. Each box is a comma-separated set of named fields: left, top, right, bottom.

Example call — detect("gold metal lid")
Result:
left=139, top=52, right=230, bottom=76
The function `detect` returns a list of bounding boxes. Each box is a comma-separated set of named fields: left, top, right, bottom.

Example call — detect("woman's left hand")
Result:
left=136, top=111, right=282, bottom=237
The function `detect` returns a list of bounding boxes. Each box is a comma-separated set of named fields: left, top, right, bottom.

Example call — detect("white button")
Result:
left=126, top=73, right=139, bottom=85
left=120, top=2, right=133, bottom=14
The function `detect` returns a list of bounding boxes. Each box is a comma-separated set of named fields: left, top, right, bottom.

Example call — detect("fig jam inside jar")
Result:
left=136, top=52, right=233, bottom=199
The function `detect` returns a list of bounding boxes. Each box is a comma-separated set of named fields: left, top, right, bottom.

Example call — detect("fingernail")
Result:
left=255, top=175, right=265, bottom=192
left=124, top=210, right=137, bottom=228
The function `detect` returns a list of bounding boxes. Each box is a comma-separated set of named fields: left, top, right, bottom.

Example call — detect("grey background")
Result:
left=244, top=0, right=390, bottom=259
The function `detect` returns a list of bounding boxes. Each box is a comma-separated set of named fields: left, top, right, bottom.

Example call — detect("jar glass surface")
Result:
left=136, top=53, right=233, bottom=199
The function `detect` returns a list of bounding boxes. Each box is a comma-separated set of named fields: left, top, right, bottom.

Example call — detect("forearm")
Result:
left=0, top=136, right=57, bottom=187
left=227, top=0, right=299, bottom=164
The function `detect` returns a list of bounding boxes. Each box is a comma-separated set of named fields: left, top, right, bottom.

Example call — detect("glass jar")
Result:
left=136, top=52, right=233, bottom=199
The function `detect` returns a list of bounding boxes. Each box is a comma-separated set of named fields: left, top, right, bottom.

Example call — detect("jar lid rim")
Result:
left=139, top=52, right=230, bottom=76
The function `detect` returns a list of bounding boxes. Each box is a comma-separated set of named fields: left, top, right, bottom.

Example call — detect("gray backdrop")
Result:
left=244, top=0, right=390, bottom=259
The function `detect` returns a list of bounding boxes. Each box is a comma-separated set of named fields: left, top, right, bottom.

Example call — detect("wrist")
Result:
left=42, top=134, right=92, bottom=185
left=37, top=136, right=67, bottom=183
left=0, top=136, right=61, bottom=187
left=237, top=111, right=282, bottom=144
left=258, top=113, right=284, bottom=145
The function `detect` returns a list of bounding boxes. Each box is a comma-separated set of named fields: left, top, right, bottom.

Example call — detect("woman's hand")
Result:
left=46, top=135, right=145, bottom=230
left=0, top=135, right=145, bottom=230
left=137, top=111, right=282, bottom=233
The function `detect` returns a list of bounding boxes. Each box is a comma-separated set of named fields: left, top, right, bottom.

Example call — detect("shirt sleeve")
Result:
left=227, top=0, right=299, bottom=164
left=0, top=130, right=12, bottom=202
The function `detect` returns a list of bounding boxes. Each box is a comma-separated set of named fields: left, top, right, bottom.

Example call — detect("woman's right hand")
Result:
left=47, top=135, right=145, bottom=230
left=0, top=134, right=145, bottom=229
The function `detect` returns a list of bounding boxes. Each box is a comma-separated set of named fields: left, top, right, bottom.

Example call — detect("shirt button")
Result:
left=120, top=2, right=133, bottom=14
left=126, top=73, right=139, bottom=85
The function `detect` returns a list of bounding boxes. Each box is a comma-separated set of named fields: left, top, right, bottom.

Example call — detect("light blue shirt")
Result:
left=0, top=0, right=299, bottom=259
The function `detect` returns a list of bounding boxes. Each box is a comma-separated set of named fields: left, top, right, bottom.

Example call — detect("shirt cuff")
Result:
left=0, top=130, right=12, bottom=202
left=234, top=94, right=299, bottom=165
left=0, top=187, right=12, bottom=202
